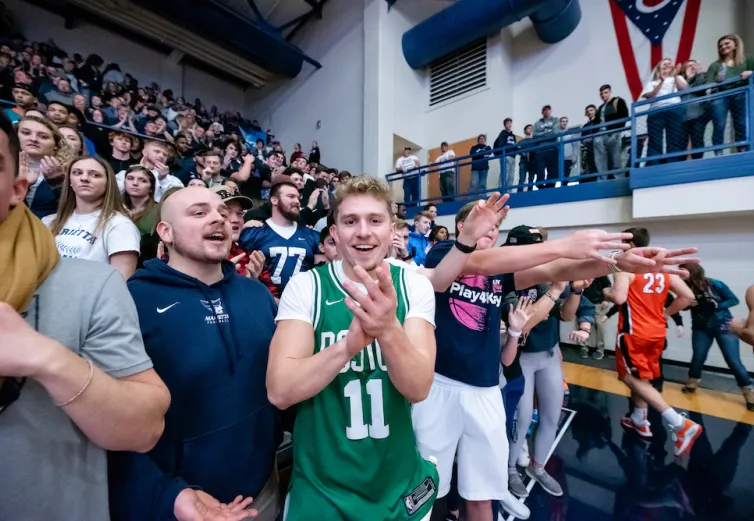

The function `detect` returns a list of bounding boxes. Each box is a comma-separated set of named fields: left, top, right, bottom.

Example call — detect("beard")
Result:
left=279, top=202, right=300, bottom=222
left=171, top=228, right=230, bottom=264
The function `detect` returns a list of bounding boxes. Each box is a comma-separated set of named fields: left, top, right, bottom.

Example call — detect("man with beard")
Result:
left=238, top=175, right=319, bottom=300
left=110, top=186, right=281, bottom=521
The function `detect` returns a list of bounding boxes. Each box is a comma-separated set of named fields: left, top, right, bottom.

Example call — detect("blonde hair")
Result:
left=49, top=156, right=127, bottom=237
left=650, top=58, right=674, bottom=81
left=717, top=34, right=745, bottom=65
left=18, top=115, right=76, bottom=165
left=332, top=175, right=393, bottom=221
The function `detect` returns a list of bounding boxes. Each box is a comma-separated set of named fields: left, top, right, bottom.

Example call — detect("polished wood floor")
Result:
left=563, top=361, right=754, bottom=426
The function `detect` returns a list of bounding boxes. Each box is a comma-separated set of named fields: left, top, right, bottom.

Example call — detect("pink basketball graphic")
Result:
left=449, top=275, right=489, bottom=332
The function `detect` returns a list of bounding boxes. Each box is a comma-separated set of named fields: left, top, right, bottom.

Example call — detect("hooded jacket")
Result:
left=109, top=260, right=279, bottom=521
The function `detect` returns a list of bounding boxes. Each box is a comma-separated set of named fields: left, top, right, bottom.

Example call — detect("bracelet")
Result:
left=569, top=282, right=583, bottom=295
left=608, top=250, right=623, bottom=273
left=56, top=358, right=94, bottom=407
left=544, top=292, right=558, bottom=303
left=401, top=254, right=413, bottom=262
left=579, top=327, right=591, bottom=333
left=453, top=240, right=477, bottom=254
left=508, top=329, right=522, bottom=338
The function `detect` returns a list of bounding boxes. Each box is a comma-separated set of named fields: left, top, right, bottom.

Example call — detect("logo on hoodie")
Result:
left=201, top=298, right=229, bottom=324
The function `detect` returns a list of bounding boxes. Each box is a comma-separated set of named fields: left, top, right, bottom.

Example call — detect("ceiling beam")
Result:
left=286, top=0, right=329, bottom=42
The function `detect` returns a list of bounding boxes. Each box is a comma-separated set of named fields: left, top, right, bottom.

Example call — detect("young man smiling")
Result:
left=268, top=176, right=441, bottom=521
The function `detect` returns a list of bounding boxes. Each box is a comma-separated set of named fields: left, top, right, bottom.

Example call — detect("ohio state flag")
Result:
left=610, top=0, right=702, bottom=100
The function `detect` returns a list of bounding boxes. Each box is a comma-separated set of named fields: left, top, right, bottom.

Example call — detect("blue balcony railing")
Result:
left=387, top=75, right=753, bottom=210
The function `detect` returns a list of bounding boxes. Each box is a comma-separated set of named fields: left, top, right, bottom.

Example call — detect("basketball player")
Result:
left=730, top=285, right=754, bottom=347
left=238, top=175, right=320, bottom=299
left=268, top=177, right=441, bottom=521
left=603, top=227, right=700, bottom=457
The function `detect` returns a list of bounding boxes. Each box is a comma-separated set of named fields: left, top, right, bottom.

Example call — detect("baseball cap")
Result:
left=504, top=225, right=544, bottom=246
left=13, top=82, right=34, bottom=95
left=209, top=185, right=253, bottom=209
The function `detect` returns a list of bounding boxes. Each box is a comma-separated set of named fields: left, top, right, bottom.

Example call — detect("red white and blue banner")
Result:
left=610, top=0, right=701, bottom=100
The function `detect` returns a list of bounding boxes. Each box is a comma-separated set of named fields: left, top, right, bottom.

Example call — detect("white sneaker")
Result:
left=517, top=439, right=531, bottom=468
left=499, top=491, right=530, bottom=520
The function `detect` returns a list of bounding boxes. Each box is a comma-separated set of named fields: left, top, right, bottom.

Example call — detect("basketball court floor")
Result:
left=508, top=362, right=754, bottom=521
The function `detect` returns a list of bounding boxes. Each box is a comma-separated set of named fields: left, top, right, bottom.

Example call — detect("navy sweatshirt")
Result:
left=109, top=260, right=279, bottom=521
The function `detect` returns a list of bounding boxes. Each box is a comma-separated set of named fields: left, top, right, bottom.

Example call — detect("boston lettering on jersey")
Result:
left=285, top=262, right=438, bottom=521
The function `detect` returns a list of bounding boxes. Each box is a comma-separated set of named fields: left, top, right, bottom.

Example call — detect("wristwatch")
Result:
left=608, top=250, right=623, bottom=273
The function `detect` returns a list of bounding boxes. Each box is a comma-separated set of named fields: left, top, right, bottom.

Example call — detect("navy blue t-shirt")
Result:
left=425, top=241, right=515, bottom=387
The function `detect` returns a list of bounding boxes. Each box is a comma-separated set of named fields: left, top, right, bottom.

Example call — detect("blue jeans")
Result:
left=502, top=375, right=526, bottom=442
left=689, top=327, right=752, bottom=387
left=469, top=169, right=488, bottom=194
left=402, top=175, right=420, bottom=206
left=710, top=92, right=748, bottom=151
left=647, top=108, right=684, bottom=165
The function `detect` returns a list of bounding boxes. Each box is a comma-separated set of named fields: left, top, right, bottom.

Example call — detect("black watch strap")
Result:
left=454, top=240, right=476, bottom=254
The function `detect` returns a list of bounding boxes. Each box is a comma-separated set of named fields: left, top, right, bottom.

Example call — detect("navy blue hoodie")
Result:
left=109, top=260, right=279, bottom=521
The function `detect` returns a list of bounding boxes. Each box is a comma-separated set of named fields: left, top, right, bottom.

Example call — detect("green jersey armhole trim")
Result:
left=398, top=266, right=409, bottom=313
left=312, top=269, right=322, bottom=330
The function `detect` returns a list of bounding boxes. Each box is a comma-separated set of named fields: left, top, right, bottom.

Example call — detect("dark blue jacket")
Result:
left=469, top=144, right=492, bottom=171
left=109, top=260, right=279, bottom=521
left=28, top=180, right=60, bottom=219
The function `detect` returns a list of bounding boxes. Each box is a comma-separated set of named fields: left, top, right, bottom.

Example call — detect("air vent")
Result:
left=429, top=38, right=487, bottom=107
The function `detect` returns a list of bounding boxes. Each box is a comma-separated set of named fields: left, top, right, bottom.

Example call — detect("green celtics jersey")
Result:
left=285, top=261, right=438, bottom=521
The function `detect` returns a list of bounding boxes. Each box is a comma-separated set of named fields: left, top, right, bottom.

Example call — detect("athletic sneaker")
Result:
left=499, top=491, right=530, bottom=520
left=593, top=349, right=604, bottom=360
left=672, top=415, right=702, bottom=457
left=517, top=439, right=531, bottom=467
left=508, top=468, right=528, bottom=498
left=526, top=466, right=563, bottom=497
left=620, top=416, right=653, bottom=438
left=580, top=346, right=589, bottom=359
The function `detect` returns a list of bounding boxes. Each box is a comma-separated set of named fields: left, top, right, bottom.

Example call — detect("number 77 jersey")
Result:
left=285, top=261, right=438, bottom=521
left=238, top=221, right=320, bottom=298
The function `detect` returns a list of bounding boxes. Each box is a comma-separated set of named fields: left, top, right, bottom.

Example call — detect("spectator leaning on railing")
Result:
left=558, top=117, right=578, bottom=179
left=436, top=140, right=456, bottom=201
left=581, top=105, right=599, bottom=180
left=395, top=146, right=420, bottom=204
left=679, top=60, right=709, bottom=160
left=533, top=105, right=559, bottom=189
left=594, top=84, right=628, bottom=179
left=469, top=133, right=493, bottom=193
left=640, top=58, right=686, bottom=165
left=706, top=34, right=754, bottom=154
left=493, top=118, right=517, bottom=192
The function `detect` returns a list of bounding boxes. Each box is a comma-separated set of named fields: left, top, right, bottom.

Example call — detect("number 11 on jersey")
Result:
left=343, top=379, right=390, bottom=440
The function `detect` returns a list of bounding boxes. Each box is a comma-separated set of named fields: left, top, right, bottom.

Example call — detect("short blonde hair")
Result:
left=332, top=175, right=393, bottom=221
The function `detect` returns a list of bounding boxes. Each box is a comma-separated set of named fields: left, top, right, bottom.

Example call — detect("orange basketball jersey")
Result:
left=618, top=273, right=670, bottom=340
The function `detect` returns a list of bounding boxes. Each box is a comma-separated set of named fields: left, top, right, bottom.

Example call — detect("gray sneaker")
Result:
left=593, top=349, right=605, bottom=360
left=526, top=466, right=563, bottom=497
left=580, top=346, right=589, bottom=359
left=508, top=468, right=528, bottom=498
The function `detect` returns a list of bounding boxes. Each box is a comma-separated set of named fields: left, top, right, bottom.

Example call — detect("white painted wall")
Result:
left=6, top=0, right=246, bottom=111
left=511, top=0, right=742, bottom=133
left=245, top=0, right=365, bottom=173
left=552, top=216, right=754, bottom=373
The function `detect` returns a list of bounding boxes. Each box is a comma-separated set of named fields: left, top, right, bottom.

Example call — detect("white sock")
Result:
left=661, top=408, right=684, bottom=429
left=631, top=407, right=648, bottom=425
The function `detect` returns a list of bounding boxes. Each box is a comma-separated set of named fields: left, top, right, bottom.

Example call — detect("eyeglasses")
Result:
left=0, top=378, right=26, bottom=419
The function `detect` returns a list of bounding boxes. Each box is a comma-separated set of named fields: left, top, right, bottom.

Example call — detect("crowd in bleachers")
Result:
left=402, top=33, right=753, bottom=203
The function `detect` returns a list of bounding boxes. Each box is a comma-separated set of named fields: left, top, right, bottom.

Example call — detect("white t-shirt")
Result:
left=641, top=77, right=680, bottom=108
left=276, top=259, right=435, bottom=327
left=395, top=155, right=419, bottom=172
left=42, top=211, right=141, bottom=263
left=436, top=150, right=456, bottom=172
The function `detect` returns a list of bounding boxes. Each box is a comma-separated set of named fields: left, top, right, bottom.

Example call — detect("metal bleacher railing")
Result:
left=386, top=75, right=753, bottom=208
